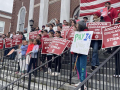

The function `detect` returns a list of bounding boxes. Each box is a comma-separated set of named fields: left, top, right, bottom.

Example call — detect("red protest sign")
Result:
left=42, top=38, right=53, bottom=54
left=29, top=31, right=38, bottom=39
left=97, top=7, right=108, bottom=17
left=66, top=27, right=75, bottom=48
left=102, top=24, right=120, bottom=48
left=12, top=35, right=22, bottom=45
left=0, top=38, right=3, bottom=49
left=5, top=38, right=12, bottom=48
left=113, top=18, right=117, bottom=24
left=47, top=37, right=70, bottom=55
left=87, top=22, right=111, bottom=40
left=61, top=30, right=67, bottom=39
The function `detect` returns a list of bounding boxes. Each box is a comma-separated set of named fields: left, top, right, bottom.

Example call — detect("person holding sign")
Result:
left=73, top=22, right=88, bottom=89
left=91, top=12, right=104, bottom=71
left=51, top=31, right=62, bottom=76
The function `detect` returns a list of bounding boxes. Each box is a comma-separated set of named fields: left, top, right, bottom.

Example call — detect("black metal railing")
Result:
left=75, top=47, right=120, bottom=90
left=0, top=49, right=78, bottom=90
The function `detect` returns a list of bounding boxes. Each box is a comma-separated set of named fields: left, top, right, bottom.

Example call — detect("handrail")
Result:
left=74, top=47, right=120, bottom=90
left=1, top=49, right=70, bottom=90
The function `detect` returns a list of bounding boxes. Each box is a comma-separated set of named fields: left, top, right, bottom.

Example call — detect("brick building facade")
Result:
left=10, top=0, right=80, bottom=33
left=0, top=10, right=12, bottom=34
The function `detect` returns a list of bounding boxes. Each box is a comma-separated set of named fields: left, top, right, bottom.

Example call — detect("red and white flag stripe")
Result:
left=80, top=0, right=120, bottom=16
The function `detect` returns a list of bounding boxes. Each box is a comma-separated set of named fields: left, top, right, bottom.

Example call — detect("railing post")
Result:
left=69, top=51, right=72, bottom=85
left=28, top=73, right=31, bottom=90
left=81, top=85, right=84, bottom=90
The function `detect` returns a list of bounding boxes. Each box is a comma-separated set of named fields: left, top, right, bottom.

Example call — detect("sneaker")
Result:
left=45, top=68, right=51, bottom=74
left=51, top=72, right=60, bottom=76
left=95, top=65, right=99, bottom=68
left=91, top=66, right=95, bottom=71
left=15, top=72, right=19, bottom=74
left=74, top=82, right=81, bottom=87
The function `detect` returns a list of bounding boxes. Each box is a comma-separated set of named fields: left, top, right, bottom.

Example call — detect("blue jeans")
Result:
left=76, top=54, right=87, bottom=82
left=91, top=41, right=99, bottom=66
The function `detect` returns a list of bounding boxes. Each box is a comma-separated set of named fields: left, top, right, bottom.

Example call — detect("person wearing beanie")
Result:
left=91, top=12, right=104, bottom=71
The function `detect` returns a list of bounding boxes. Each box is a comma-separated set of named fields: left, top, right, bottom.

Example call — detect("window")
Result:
left=17, top=6, right=26, bottom=32
left=0, top=21, right=5, bottom=33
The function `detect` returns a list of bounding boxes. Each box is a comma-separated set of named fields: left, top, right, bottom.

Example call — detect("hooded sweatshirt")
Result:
left=26, top=44, right=34, bottom=54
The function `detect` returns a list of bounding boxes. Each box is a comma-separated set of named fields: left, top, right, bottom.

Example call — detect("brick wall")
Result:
left=48, top=0, right=61, bottom=22
left=10, top=0, right=30, bottom=33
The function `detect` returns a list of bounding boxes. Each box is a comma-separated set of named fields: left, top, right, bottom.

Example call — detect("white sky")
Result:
left=0, top=0, right=14, bottom=13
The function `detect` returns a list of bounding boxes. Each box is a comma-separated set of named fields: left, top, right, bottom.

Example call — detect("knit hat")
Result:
left=93, top=12, right=101, bottom=17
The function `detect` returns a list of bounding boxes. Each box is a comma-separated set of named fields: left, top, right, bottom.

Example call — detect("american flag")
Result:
left=80, top=0, right=120, bottom=16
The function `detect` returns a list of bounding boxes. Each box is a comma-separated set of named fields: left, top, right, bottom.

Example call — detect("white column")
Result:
left=39, top=0, right=49, bottom=29
left=60, top=0, right=70, bottom=23
left=27, top=0, right=34, bottom=33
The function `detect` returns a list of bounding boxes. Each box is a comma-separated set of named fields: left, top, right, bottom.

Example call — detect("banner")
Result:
left=86, top=22, right=111, bottom=40
left=42, top=38, right=53, bottom=54
left=5, top=38, right=12, bottom=48
left=29, top=31, right=38, bottom=39
left=97, top=7, right=108, bottom=17
left=71, top=31, right=93, bottom=55
left=0, top=38, right=3, bottom=49
left=66, top=27, right=75, bottom=48
left=102, top=24, right=120, bottom=48
left=12, top=35, right=22, bottom=45
left=48, top=37, right=70, bottom=55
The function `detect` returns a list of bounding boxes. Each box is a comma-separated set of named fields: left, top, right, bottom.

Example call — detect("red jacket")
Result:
left=26, top=44, right=34, bottom=54
left=104, top=7, right=118, bottom=24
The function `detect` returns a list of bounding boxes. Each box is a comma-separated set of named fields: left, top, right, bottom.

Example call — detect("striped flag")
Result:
left=80, top=0, right=120, bottom=16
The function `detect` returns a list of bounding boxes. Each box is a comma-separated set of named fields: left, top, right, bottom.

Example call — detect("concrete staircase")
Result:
left=0, top=50, right=118, bottom=90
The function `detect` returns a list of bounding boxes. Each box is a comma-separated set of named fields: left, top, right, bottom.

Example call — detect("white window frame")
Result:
left=0, top=20, right=5, bottom=34
left=16, top=6, right=26, bottom=32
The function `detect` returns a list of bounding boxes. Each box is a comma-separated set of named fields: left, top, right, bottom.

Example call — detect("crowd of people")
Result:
left=1, top=1, right=120, bottom=90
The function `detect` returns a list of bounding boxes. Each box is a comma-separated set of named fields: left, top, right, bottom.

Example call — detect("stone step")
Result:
left=0, top=73, right=61, bottom=90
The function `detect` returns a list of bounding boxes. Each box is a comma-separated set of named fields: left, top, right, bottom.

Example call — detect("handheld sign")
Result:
left=113, top=18, right=117, bottom=24
left=66, top=27, right=75, bottom=48
left=61, top=30, right=67, bottom=39
left=71, top=31, right=93, bottom=55
left=5, top=38, right=12, bottom=48
left=42, top=38, right=53, bottom=54
left=29, top=31, right=38, bottom=39
left=0, top=38, right=3, bottom=49
left=97, top=7, right=108, bottom=17
left=102, top=24, right=120, bottom=48
left=47, top=37, right=70, bottom=55
left=12, top=35, right=22, bottom=45
left=87, top=22, right=111, bottom=40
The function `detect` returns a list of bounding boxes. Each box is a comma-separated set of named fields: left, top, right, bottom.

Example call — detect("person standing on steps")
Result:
left=103, top=1, right=118, bottom=54
left=91, top=12, right=104, bottom=71
left=74, top=21, right=88, bottom=90
left=112, top=11, right=120, bottom=77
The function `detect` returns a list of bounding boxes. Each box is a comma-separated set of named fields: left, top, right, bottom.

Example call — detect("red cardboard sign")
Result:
left=29, top=31, right=38, bottom=39
left=47, top=37, right=70, bottom=55
left=0, top=38, right=3, bottom=49
left=113, top=18, right=117, bottom=24
left=61, top=30, right=67, bottom=39
left=5, top=38, right=12, bottom=48
left=102, top=24, right=120, bottom=48
left=42, top=38, right=53, bottom=54
left=97, top=7, right=108, bottom=17
left=12, top=35, right=22, bottom=45
left=87, top=22, right=111, bottom=40
left=66, top=27, right=75, bottom=48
